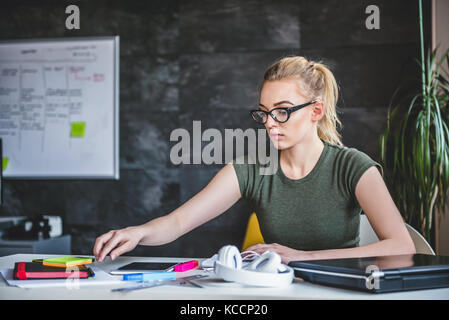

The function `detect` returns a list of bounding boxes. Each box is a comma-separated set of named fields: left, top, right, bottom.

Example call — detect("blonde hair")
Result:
left=262, top=56, right=344, bottom=146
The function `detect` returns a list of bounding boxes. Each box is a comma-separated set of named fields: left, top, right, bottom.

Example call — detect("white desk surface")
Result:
left=0, top=253, right=448, bottom=300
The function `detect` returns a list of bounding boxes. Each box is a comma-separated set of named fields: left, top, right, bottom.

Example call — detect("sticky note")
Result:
left=2, top=157, right=9, bottom=171
left=71, top=122, right=86, bottom=137
left=43, top=256, right=93, bottom=267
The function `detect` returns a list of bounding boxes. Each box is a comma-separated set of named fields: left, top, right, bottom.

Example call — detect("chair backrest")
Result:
left=242, top=212, right=265, bottom=251
left=405, top=223, right=435, bottom=255
left=359, top=214, right=435, bottom=255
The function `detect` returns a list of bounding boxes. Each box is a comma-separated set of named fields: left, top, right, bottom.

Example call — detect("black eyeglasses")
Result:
left=250, top=100, right=316, bottom=124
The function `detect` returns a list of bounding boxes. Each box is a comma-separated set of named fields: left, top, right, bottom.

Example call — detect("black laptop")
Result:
left=288, top=254, right=449, bottom=293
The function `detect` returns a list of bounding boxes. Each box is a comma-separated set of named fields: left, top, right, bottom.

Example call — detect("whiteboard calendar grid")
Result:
left=0, top=36, right=119, bottom=179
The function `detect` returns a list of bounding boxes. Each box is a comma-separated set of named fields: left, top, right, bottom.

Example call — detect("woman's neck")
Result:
left=280, top=135, right=325, bottom=180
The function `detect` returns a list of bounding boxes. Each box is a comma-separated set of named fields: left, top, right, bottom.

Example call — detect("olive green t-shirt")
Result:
left=232, top=140, right=383, bottom=251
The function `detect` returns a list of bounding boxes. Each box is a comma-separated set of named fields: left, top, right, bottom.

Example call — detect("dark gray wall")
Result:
left=0, top=0, right=430, bottom=258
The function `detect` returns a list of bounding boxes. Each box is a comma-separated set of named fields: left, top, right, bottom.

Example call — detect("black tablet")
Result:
left=110, top=262, right=176, bottom=275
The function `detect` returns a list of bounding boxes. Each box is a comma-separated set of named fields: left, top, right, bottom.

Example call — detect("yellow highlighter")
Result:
left=41, top=256, right=94, bottom=268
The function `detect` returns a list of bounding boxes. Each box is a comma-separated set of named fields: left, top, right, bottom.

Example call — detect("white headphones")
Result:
left=214, top=245, right=294, bottom=287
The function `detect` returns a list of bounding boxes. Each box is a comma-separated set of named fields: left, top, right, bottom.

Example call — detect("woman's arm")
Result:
left=247, top=166, right=416, bottom=264
left=93, top=162, right=242, bottom=262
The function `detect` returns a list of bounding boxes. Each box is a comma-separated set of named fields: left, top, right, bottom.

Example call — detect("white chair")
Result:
left=359, top=214, right=435, bottom=255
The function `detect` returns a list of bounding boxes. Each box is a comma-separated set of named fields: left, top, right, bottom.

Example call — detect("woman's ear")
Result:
left=311, top=100, right=325, bottom=122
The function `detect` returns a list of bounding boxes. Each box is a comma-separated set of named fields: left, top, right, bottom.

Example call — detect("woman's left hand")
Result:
left=244, top=243, right=311, bottom=264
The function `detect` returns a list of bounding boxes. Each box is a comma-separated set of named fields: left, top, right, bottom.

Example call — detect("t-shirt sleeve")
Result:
left=344, top=148, right=384, bottom=199
left=231, top=155, right=256, bottom=199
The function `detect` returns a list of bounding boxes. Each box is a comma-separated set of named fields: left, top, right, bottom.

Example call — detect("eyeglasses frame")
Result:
left=250, top=100, right=317, bottom=124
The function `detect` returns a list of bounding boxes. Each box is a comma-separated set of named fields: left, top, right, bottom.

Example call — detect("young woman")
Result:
left=93, top=56, right=416, bottom=264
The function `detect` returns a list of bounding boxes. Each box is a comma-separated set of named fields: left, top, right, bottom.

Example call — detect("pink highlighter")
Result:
left=171, top=260, right=199, bottom=272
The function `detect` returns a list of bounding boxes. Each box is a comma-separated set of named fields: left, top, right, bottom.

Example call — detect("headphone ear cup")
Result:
left=245, top=251, right=281, bottom=273
left=217, top=245, right=242, bottom=269
left=214, top=246, right=294, bottom=287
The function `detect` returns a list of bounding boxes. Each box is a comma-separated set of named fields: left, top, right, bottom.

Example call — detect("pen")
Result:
left=182, top=278, right=203, bottom=288
left=123, top=272, right=176, bottom=282
left=112, top=279, right=174, bottom=292
left=111, top=274, right=208, bottom=292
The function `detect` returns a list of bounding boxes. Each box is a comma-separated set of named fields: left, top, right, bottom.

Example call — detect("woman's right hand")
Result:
left=93, top=226, right=145, bottom=262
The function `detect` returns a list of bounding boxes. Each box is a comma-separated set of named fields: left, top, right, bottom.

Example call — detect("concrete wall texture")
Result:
left=0, top=0, right=430, bottom=257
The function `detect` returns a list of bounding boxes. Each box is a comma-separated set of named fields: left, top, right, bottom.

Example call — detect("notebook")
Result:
left=288, top=254, right=449, bottom=293
left=13, top=262, right=94, bottom=280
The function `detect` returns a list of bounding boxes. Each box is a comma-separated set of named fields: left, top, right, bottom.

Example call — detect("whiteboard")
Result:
left=0, top=37, right=119, bottom=179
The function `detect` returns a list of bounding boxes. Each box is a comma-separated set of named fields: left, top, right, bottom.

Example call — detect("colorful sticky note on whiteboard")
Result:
left=2, top=157, right=9, bottom=171
left=71, top=122, right=86, bottom=138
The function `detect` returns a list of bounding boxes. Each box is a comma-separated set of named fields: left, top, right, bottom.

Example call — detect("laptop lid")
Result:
left=288, top=254, right=449, bottom=276
left=288, top=254, right=449, bottom=293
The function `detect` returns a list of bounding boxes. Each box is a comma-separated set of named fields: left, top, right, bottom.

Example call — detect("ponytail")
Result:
left=314, top=64, right=343, bottom=146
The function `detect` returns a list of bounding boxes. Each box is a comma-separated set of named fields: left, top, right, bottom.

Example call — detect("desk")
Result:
left=0, top=254, right=448, bottom=300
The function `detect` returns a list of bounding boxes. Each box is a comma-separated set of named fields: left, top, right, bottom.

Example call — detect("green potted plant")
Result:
left=380, top=0, right=449, bottom=245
